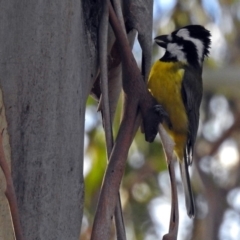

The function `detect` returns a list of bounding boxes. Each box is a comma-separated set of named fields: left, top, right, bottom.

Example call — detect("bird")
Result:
left=147, top=25, right=211, bottom=218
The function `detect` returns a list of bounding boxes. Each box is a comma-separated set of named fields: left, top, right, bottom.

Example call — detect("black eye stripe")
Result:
left=166, top=40, right=199, bottom=67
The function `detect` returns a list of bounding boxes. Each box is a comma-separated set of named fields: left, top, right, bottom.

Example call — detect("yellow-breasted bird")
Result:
left=148, top=25, right=211, bottom=218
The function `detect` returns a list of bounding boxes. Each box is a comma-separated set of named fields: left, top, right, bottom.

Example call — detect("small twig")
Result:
left=195, top=112, right=240, bottom=187
left=99, top=0, right=112, bottom=155
left=158, top=125, right=179, bottom=240
left=114, top=195, right=126, bottom=240
left=112, top=0, right=125, bottom=32
left=195, top=111, right=240, bottom=199
left=0, top=130, right=24, bottom=240
left=162, top=161, right=179, bottom=240
left=208, top=112, right=240, bottom=156
left=193, top=113, right=240, bottom=240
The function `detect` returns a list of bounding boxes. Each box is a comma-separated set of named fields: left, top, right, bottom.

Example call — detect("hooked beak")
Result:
left=154, top=35, right=169, bottom=48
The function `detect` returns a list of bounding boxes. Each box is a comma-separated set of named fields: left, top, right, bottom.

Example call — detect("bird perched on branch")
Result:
left=148, top=25, right=211, bottom=218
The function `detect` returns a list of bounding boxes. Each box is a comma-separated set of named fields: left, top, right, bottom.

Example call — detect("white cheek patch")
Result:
left=176, top=29, right=204, bottom=64
left=176, top=29, right=190, bottom=39
left=167, top=34, right=172, bottom=41
left=167, top=43, right=187, bottom=62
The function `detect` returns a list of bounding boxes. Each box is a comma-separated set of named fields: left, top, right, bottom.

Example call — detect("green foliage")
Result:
left=84, top=127, right=107, bottom=210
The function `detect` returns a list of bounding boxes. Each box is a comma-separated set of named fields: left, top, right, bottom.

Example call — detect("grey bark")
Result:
left=0, top=1, right=98, bottom=239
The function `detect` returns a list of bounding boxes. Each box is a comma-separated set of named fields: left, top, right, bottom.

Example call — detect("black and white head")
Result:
left=155, top=25, right=211, bottom=68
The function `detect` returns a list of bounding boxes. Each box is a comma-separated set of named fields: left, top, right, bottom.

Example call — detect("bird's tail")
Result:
left=179, top=151, right=195, bottom=218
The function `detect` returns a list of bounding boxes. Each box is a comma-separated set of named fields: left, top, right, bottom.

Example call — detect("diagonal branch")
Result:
left=108, top=1, right=165, bottom=142
left=0, top=130, right=24, bottom=240
left=208, top=112, right=240, bottom=156
left=91, top=101, right=138, bottom=240
left=112, top=0, right=125, bottom=32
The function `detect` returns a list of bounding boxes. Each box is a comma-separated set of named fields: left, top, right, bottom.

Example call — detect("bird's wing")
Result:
left=181, top=66, right=203, bottom=164
left=179, top=66, right=202, bottom=218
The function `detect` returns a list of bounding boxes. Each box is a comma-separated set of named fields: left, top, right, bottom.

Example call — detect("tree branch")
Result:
left=99, top=0, right=112, bottom=155
left=91, top=1, right=169, bottom=239
left=208, top=112, right=240, bottom=156
left=91, top=102, right=138, bottom=240
left=0, top=130, right=24, bottom=240
left=108, top=0, right=165, bottom=142
left=99, top=0, right=126, bottom=239
left=112, top=0, right=125, bottom=32
left=193, top=112, right=240, bottom=240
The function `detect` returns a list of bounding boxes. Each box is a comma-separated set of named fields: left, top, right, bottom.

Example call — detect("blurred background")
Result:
left=81, top=0, right=240, bottom=239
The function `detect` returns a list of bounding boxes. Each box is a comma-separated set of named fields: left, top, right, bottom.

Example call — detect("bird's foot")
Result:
left=154, top=104, right=172, bottom=129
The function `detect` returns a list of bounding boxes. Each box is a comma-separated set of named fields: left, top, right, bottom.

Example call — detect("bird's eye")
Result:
left=174, top=35, right=185, bottom=43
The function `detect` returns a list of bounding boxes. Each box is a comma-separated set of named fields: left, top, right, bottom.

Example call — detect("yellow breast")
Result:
left=147, top=61, right=188, bottom=159
left=148, top=61, right=188, bottom=161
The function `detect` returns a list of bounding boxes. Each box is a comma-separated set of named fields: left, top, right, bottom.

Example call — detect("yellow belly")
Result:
left=147, top=61, right=188, bottom=160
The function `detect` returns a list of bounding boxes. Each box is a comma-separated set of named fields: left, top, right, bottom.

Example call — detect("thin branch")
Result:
left=91, top=3, right=142, bottom=240
left=158, top=125, right=179, bottom=240
left=0, top=130, right=24, bottom=240
left=108, top=1, right=164, bottom=142
left=193, top=112, right=240, bottom=240
left=112, top=0, right=125, bottom=33
left=208, top=112, right=240, bottom=156
left=99, top=0, right=112, bottom=155
left=91, top=1, right=168, bottom=239
left=195, top=112, right=240, bottom=187
left=114, top=197, right=126, bottom=240
left=99, top=0, right=126, bottom=239
left=91, top=102, right=138, bottom=240
left=162, top=161, right=179, bottom=240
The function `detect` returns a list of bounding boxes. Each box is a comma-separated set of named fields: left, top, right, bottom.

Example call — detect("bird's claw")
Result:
left=154, top=104, right=172, bottom=129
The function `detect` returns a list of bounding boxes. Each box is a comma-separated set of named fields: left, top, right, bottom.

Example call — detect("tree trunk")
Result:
left=0, top=1, right=98, bottom=239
